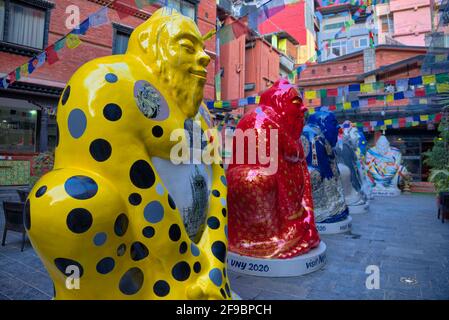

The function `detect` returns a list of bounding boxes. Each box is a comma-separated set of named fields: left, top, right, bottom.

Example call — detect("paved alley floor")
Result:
left=0, top=193, right=448, bottom=300
left=229, top=194, right=449, bottom=300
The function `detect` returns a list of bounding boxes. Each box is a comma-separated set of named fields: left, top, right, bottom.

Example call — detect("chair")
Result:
left=16, top=189, right=30, bottom=203
left=437, top=192, right=449, bottom=224
left=1, top=201, right=27, bottom=251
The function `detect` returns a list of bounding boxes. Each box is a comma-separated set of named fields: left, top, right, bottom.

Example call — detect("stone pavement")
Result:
left=0, top=193, right=448, bottom=300
left=229, top=194, right=449, bottom=300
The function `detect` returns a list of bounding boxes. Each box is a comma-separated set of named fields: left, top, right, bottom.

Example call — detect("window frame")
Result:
left=0, top=0, right=54, bottom=56
left=354, top=37, right=368, bottom=49
left=168, top=0, right=198, bottom=22
left=112, top=23, right=134, bottom=55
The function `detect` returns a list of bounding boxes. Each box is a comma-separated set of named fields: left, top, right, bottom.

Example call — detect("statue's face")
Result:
left=164, top=18, right=211, bottom=118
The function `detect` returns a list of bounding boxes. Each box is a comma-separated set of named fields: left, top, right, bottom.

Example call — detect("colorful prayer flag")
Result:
left=89, top=7, right=110, bottom=27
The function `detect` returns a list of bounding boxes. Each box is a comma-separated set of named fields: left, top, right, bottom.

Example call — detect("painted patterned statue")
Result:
left=227, top=80, right=320, bottom=259
left=335, top=121, right=369, bottom=213
left=25, top=8, right=231, bottom=300
left=366, top=135, right=404, bottom=196
left=301, top=111, right=349, bottom=223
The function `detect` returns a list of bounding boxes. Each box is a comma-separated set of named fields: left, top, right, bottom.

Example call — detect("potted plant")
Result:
left=424, top=108, right=449, bottom=222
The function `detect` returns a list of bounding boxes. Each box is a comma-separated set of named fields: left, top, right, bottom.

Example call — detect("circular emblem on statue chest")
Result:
left=134, top=80, right=169, bottom=121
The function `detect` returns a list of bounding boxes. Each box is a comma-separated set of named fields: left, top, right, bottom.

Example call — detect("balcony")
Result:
left=280, top=54, right=295, bottom=72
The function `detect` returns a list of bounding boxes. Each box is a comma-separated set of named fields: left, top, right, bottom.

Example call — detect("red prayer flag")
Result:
left=231, top=100, right=238, bottom=108
left=384, top=80, right=396, bottom=86
left=329, top=105, right=337, bottom=111
left=45, top=45, right=59, bottom=65
left=415, top=87, right=426, bottom=97
left=327, top=88, right=338, bottom=97
left=7, top=71, right=16, bottom=84
left=435, top=113, right=442, bottom=122
left=368, top=98, right=377, bottom=105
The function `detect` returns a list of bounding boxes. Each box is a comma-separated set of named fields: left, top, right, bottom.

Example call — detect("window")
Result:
left=326, top=40, right=347, bottom=57
left=354, top=37, right=368, bottom=49
left=112, top=24, right=133, bottom=55
left=0, top=107, right=37, bottom=153
left=324, top=22, right=345, bottom=31
left=0, top=0, right=53, bottom=55
left=167, top=0, right=196, bottom=21
left=380, top=14, right=394, bottom=34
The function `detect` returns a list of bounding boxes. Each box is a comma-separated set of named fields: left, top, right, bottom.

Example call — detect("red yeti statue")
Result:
left=226, top=80, right=320, bottom=259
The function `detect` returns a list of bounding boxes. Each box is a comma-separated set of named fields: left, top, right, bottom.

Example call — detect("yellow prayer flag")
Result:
left=343, top=102, right=351, bottom=110
left=423, top=75, right=436, bottom=85
left=436, top=54, right=447, bottom=63
left=437, top=83, right=449, bottom=93
left=419, top=98, right=428, bottom=104
left=420, top=115, right=429, bottom=121
left=20, top=64, right=29, bottom=77
left=255, top=96, right=261, bottom=104
left=308, top=107, right=315, bottom=114
left=385, top=119, right=392, bottom=125
left=360, top=83, right=373, bottom=93
left=386, top=94, right=394, bottom=102
left=66, top=34, right=81, bottom=49
left=214, top=101, right=223, bottom=108
left=305, top=91, right=317, bottom=99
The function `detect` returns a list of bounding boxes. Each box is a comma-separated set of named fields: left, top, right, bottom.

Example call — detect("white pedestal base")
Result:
left=316, top=216, right=352, bottom=234
left=348, top=203, right=369, bottom=214
left=227, top=241, right=327, bottom=277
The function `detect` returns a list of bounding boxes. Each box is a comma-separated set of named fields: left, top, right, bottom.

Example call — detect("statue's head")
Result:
left=308, top=111, right=339, bottom=147
left=259, top=79, right=307, bottom=138
left=375, top=135, right=391, bottom=155
left=127, top=7, right=211, bottom=118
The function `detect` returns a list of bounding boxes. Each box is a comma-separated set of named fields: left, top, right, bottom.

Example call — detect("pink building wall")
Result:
left=258, top=3, right=307, bottom=45
left=390, top=0, right=433, bottom=46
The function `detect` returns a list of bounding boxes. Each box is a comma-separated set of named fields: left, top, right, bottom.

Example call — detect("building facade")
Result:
left=258, top=0, right=319, bottom=64
left=297, top=45, right=445, bottom=181
left=376, top=0, right=436, bottom=46
left=0, top=0, right=217, bottom=186
left=317, top=1, right=375, bottom=62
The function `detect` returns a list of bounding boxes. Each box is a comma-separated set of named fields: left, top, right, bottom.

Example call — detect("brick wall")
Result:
left=0, top=0, right=217, bottom=99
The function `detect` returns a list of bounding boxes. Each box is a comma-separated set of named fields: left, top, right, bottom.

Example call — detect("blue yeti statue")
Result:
left=301, top=111, right=349, bottom=223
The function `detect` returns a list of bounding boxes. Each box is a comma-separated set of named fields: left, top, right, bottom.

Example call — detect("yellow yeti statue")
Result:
left=25, top=8, right=230, bottom=300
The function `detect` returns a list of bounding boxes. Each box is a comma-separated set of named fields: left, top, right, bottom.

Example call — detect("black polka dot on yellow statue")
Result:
left=89, top=139, right=112, bottom=162
left=130, top=241, right=149, bottom=261
left=96, top=257, right=115, bottom=274
left=66, top=208, right=93, bottom=234
left=169, top=224, right=181, bottom=241
left=61, top=85, right=70, bottom=105
left=103, top=103, right=122, bottom=121
left=152, top=125, right=163, bottom=138
left=172, top=261, right=191, bottom=281
left=114, top=214, right=129, bottom=237
left=130, top=160, right=156, bottom=189
left=153, top=280, right=170, bottom=297
left=35, top=185, right=47, bottom=198
left=119, top=267, right=144, bottom=295
left=211, top=241, right=226, bottom=263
